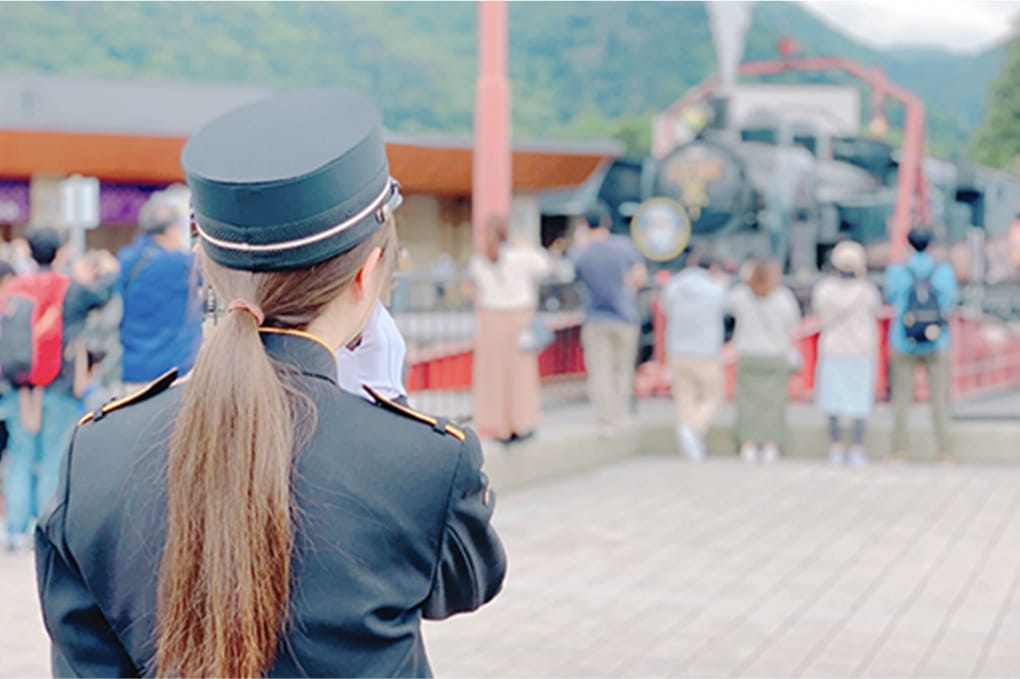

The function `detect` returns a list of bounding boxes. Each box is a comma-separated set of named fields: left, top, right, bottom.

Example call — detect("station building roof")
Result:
left=0, top=74, right=621, bottom=193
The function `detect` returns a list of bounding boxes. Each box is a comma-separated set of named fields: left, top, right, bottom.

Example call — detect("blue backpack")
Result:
left=901, top=265, right=946, bottom=349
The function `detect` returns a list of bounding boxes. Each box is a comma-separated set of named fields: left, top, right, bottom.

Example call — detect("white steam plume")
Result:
left=708, top=2, right=753, bottom=93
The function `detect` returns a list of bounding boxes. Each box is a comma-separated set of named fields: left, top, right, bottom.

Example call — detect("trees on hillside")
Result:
left=973, top=23, right=1020, bottom=169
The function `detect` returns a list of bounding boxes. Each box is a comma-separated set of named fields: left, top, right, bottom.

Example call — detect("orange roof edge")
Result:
left=0, top=129, right=617, bottom=192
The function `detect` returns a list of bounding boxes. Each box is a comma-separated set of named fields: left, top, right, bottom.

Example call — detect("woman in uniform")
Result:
left=34, top=89, right=506, bottom=678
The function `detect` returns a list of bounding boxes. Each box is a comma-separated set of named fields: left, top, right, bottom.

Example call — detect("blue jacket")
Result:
left=884, top=252, right=958, bottom=355
left=117, top=236, right=202, bottom=383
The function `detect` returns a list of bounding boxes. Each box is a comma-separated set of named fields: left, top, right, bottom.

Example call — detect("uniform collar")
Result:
left=259, top=329, right=338, bottom=385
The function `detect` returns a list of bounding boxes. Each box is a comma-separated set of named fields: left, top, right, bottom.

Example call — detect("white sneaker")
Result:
left=674, top=426, right=687, bottom=456
left=848, top=446, right=870, bottom=467
left=828, top=444, right=846, bottom=466
left=761, top=444, right=780, bottom=464
left=740, top=443, right=759, bottom=463
left=678, top=426, right=706, bottom=462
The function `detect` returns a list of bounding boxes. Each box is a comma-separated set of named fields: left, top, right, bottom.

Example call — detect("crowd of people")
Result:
left=0, top=189, right=203, bottom=552
left=466, top=199, right=960, bottom=467
left=0, top=198, right=962, bottom=557
left=468, top=205, right=648, bottom=443
left=660, top=226, right=958, bottom=465
left=6, top=83, right=971, bottom=678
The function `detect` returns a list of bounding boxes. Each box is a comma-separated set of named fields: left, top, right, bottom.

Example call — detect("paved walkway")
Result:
left=4, top=457, right=1020, bottom=677
left=423, top=457, right=1020, bottom=677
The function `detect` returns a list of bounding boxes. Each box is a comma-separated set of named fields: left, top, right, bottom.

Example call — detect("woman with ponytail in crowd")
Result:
left=34, top=89, right=505, bottom=678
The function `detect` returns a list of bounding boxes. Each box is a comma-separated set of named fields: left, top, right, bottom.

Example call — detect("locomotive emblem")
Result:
left=630, top=198, right=691, bottom=262
left=664, top=157, right=723, bottom=220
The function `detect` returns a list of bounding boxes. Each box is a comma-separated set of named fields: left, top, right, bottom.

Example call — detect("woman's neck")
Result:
left=305, top=299, right=369, bottom=351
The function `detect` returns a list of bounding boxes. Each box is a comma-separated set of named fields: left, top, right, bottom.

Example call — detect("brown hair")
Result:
left=483, top=216, right=508, bottom=263
left=748, top=258, right=781, bottom=298
left=155, top=222, right=396, bottom=678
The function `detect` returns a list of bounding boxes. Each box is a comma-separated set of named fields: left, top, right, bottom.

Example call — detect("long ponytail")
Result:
left=156, top=306, right=296, bottom=678
left=155, top=222, right=396, bottom=677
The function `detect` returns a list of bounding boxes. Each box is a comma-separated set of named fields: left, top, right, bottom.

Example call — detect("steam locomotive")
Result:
left=578, top=107, right=1019, bottom=286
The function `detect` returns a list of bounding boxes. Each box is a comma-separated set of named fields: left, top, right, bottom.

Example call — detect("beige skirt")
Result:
left=473, top=308, right=541, bottom=440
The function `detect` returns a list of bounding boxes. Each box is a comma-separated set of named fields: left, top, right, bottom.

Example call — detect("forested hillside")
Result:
left=0, top=2, right=1004, bottom=158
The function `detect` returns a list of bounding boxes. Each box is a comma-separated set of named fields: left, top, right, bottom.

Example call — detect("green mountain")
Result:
left=0, top=2, right=1004, bottom=159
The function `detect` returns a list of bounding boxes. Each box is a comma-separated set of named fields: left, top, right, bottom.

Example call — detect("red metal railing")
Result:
left=405, top=310, right=586, bottom=392
left=635, top=294, right=1020, bottom=404
left=403, top=287, right=1020, bottom=411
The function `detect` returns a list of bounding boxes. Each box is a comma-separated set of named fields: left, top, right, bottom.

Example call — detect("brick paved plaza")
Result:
left=4, top=456, right=1020, bottom=677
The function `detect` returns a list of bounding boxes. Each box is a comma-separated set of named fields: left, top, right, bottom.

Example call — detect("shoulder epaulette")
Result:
left=363, top=385, right=466, bottom=442
left=78, top=368, right=179, bottom=426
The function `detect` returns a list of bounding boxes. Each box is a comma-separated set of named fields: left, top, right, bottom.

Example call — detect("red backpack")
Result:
left=0, top=271, right=72, bottom=387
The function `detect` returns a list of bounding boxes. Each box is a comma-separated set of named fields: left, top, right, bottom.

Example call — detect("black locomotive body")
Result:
left=584, top=118, right=1017, bottom=285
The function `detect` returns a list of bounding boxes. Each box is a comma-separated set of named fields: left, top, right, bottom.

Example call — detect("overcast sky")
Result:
left=801, top=0, right=1020, bottom=52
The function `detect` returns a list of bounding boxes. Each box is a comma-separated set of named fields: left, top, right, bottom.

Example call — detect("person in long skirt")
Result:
left=469, top=217, right=571, bottom=444
left=727, top=259, right=801, bottom=463
left=813, top=241, right=882, bottom=465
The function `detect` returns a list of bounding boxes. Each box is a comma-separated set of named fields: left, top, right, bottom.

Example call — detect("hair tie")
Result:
left=225, top=299, right=265, bottom=326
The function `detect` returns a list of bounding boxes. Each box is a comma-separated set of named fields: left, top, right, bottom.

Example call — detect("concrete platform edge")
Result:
left=482, top=403, right=1020, bottom=493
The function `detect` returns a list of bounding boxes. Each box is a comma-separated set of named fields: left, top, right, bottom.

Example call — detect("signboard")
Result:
left=60, top=174, right=100, bottom=259
left=727, top=84, right=861, bottom=136
left=630, top=198, right=691, bottom=262
left=60, top=175, right=100, bottom=230
left=0, top=201, right=21, bottom=223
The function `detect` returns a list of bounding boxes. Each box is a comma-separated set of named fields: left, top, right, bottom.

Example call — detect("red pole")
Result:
left=869, top=66, right=888, bottom=138
left=891, top=98, right=926, bottom=263
left=915, top=111, right=930, bottom=227
left=472, top=0, right=512, bottom=250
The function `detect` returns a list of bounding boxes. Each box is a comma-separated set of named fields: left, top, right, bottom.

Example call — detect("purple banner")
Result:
left=0, top=181, right=167, bottom=227
left=100, top=184, right=162, bottom=225
left=0, top=181, right=29, bottom=224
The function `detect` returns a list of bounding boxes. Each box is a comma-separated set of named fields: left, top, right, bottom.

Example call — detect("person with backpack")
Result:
left=0, top=260, right=17, bottom=473
left=0, top=227, right=118, bottom=551
left=884, top=227, right=958, bottom=462
left=117, top=192, right=202, bottom=392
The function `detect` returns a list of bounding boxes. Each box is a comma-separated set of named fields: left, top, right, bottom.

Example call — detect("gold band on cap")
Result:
left=193, top=179, right=399, bottom=254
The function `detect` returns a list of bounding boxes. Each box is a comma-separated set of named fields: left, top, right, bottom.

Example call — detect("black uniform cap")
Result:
left=182, top=89, right=402, bottom=272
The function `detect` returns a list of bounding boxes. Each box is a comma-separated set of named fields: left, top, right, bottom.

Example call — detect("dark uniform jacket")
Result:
left=34, top=332, right=506, bottom=677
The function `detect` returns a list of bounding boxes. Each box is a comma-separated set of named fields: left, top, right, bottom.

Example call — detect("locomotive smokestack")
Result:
left=708, top=1, right=752, bottom=94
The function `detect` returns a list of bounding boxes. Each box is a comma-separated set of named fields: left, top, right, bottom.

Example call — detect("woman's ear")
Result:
left=353, top=247, right=385, bottom=299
